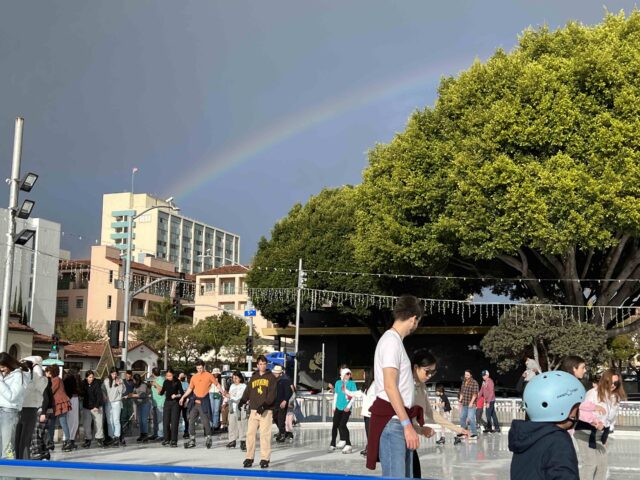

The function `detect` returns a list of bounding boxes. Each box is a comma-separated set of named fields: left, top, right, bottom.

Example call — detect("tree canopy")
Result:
left=480, top=302, right=609, bottom=373
left=356, top=12, right=640, bottom=333
left=56, top=320, right=104, bottom=343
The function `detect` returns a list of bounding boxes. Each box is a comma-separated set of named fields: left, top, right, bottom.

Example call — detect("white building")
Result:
left=100, top=193, right=241, bottom=274
left=0, top=208, right=60, bottom=335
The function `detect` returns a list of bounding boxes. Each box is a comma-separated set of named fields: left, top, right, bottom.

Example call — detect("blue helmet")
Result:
left=523, top=370, right=585, bottom=422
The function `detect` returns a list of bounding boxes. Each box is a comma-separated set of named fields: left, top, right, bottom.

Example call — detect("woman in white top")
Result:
left=209, top=369, right=225, bottom=430
left=225, top=371, right=247, bottom=450
left=0, top=353, right=30, bottom=459
left=575, top=369, right=626, bottom=480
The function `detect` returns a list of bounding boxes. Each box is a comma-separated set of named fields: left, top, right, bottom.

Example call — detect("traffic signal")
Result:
left=245, top=336, right=254, bottom=355
left=172, top=297, right=181, bottom=316
left=107, top=321, right=120, bottom=348
left=299, top=269, right=307, bottom=288
left=51, top=333, right=60, bottom=352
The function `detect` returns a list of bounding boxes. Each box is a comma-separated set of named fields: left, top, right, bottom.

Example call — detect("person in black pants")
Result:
left=154, top=368, right=184, bottom=447
left=272, top=365, right=292, bottom=443
left=15, top=357, right=48, bottom=459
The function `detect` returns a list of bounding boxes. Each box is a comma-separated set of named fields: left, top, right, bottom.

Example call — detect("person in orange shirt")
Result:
left=179, top=360, right=216, bottom=449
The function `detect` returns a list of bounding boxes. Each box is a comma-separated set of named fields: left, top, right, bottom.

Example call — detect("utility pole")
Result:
left=0, top=118, right=24, bottom=353
left=293, top=258, right=303, bottom=387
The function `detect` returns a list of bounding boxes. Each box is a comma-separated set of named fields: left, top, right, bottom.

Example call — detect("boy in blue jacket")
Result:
left=509, top=371, right=585, bottom=480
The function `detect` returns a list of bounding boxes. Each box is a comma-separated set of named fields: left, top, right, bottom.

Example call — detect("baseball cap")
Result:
left=481, top=370, right=489, bottom=376
left=272, top=365, right=284, bottom=374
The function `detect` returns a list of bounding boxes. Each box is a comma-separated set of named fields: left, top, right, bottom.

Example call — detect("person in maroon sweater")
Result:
left=479, top=370, right=500, bottom=433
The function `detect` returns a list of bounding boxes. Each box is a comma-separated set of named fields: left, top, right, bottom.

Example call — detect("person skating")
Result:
left=15, top=357, right=47, bottom=459
left=63, top=368, right=82, bottom=450
left=479, top=370, right=500, bottom=433
left=367, top=295, right=424, bottom=478
left=0, top=353, right=30, bottom=459
left=179, top=360, right=216, bottom=449
left=329, top=367, right=356, bottom=454
left=509, top=371, right=585, bottom=479
left=149, top=367, right=165, bottom=441
left=155, top=368, right=184, bottom=447
left=102, top=367, right=126, bottom=446
left=457, top=370, right=479, bottom=440
left=45, top=365, right=73, bottom=451
left=130, top=374, right=151, bottom=443
left=272, top=365, right=292, bottom=444
left=208, top=368, right=224, bottom=432
left=434, top=386, right=457, bottom=445
left=178, top=372, right=190, bottom=438
left=239, top=355, right=277, bottom=469
left=225, top=371, right=247, bottom=450
left=80, top=370, right=105, bottom=448
left=120, top=370, right=135, bottom=439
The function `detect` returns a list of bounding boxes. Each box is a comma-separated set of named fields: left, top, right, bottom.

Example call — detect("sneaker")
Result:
left=260, top=460, right=269, bottom=469
left=336, top=440, right=346, bottom=448
left=243, top=459, right=253, bottom=468
left=341, top=445, right=353, bottom=454
left=436, top=436, right=445, bottom=445
left=328, top=445, right=336, bottom=452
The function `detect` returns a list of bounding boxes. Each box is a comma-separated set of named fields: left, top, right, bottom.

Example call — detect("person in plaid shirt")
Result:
left=457, top=370, right=479, bottom=439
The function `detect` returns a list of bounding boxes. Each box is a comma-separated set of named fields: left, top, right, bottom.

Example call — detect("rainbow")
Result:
left=171, top=56, right=475, bottom=199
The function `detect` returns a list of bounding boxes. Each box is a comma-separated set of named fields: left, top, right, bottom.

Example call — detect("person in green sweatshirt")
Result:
left=239, top=355, right=276, bottom=469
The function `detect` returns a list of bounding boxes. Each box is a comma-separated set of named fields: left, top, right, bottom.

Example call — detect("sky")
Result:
left=0, top=1, right=637, bottom=264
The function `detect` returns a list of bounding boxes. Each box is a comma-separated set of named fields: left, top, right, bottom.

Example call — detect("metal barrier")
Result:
left=0, top=459, right=436, bottom=480
left=296, top=393, right=640, bottom=428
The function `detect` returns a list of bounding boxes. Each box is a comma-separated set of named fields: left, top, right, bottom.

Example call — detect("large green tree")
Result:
left=56, top=320, right=104, bottom=343
left=196, top=311, right=258, bottom=362
left=357, top=12, right=640, bottom=335
left=480, top=303, right=609, bottom=373
left=246, top=187, right=455, bottom=339
left=141, top=299, right=191, bottom=369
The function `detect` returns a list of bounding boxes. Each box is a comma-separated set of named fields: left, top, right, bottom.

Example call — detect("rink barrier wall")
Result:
left=0, top=459, right=436, bottom=480
left=296, top=394, right=640, bottom=428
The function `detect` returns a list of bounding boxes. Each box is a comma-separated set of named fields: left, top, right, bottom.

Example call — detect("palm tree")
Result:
left=145, top=299, right=192, bottom=370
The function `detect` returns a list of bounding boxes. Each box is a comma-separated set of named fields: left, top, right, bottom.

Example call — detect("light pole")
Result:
left=121, top=199, right=178, bottom=368
left=293, top=258, right=304, bottom=388
left=1, top=118, right=39, bottom=353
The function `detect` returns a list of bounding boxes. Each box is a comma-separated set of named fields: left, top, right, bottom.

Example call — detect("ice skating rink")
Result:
left=33, top=423, right=640, bottom=480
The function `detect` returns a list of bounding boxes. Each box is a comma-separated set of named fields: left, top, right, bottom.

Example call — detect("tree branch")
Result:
left=581, top=249, right=594, bottom=279
left=602, top=233, right=630, bottom=280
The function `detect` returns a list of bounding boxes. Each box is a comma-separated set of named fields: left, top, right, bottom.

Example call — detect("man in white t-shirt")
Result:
left=367, top=295, right=423, bottom=478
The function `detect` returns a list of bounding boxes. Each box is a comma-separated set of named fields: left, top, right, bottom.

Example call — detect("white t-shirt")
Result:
left=374, top=329, right=414, bottom=408
left=524, top=358, right=541, bottom=382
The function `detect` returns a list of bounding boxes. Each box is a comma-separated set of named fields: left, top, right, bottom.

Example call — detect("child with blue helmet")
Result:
left=509, top=371, right=585, bottom=480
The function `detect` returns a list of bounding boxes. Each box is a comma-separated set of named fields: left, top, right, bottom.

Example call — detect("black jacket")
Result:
left=276, top=374, right=293, bottom=404
left=509, top=420, right=579, bottom=480
left=81, top=379, right=104, bottom=409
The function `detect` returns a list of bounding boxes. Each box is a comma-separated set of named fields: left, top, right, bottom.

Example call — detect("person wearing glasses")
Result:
left=328, top=367, right=356, bottom=454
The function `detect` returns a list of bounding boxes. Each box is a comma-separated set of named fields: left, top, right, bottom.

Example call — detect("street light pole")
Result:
left=121, top=202, right=178, bottom=369
left=293, top=258, right=302, bottom=388
left=0, top=118, right=24, bottom=353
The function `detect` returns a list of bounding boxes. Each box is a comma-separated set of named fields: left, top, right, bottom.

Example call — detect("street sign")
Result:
left=244, top=309, right=256, bottom=317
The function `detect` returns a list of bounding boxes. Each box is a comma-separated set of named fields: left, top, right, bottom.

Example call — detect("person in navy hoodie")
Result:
left=509, top=371, right=585, bottom=480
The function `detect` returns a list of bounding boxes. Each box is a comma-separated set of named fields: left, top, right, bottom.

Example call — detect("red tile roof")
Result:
left=63, top=340, right=153, bottom=358
left=197, top=265, right=250, bottom=276
left=8, top=322, right=35, bottom=333
left=106, top=258, right=195, bottom=280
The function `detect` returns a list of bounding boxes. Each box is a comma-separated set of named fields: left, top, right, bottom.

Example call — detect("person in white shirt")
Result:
left=575, top=369, right=626, bottom=480
left=0, top=353, right=30, bottom=459
left=522, top=355, right=541, bottom=383
left=225, top=371, right=248, bottom=451
left=367, top=295, right=423, bottom=478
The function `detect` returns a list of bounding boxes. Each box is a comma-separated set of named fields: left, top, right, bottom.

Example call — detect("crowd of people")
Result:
left=0, top=352, right=299, bottom=469
left=0, top=296, right=630, bottom=479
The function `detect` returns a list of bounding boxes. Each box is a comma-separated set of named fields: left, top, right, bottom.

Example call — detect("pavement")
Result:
left=26, top=423, right=640, bottom=479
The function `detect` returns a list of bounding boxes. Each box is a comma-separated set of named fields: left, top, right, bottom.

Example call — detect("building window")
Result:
left=220, top=280, right=235, bottom=295
left=56, top=298, right=69, bottom=317
left=75, top=297, right=84, bottom=309
left=219, top=302, right=235, bottom=311
left=107, top=295, right=112, bottom=309
left=109, top=270, right=113, bottom=283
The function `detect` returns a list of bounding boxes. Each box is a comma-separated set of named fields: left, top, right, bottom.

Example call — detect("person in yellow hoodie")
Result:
left=239, top=355, right=276, bottom=469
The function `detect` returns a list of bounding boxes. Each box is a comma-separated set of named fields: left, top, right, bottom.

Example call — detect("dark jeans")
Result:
left=486, top=400, right=500, bottom=431
left=330, top=409, right=351, bottom=447
left=412, top=450, right=421, bottom=479
left=181, top=405, right=189, bottom=433
left=15, top=407, right=37, bottom=459
left=163, top=401, right=180, bottom=443
left=274, top=405, right=288, bottom=435
left=364, top=416, right=370, bottom=447
left=188, top=403, right=212, bottom=437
